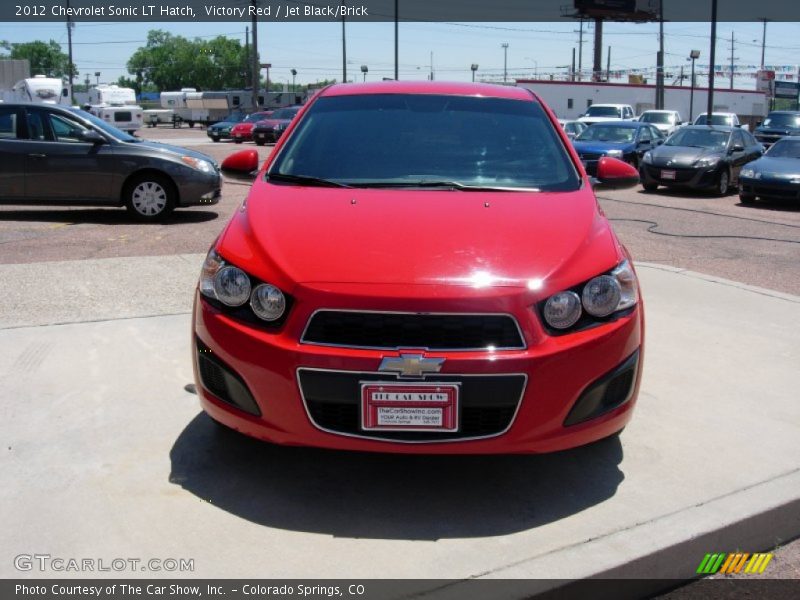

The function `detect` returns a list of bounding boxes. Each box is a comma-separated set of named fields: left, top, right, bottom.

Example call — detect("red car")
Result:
left=193, top=81, right=644, bottom=454
left=230, top=111, right=274, bottom=143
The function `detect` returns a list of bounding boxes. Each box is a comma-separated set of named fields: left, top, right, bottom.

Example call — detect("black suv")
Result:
left=754, top=111, right=800, bottom=149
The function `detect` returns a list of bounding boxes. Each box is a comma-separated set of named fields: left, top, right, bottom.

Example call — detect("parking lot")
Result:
left=2, top=124, right=799, bottom=592
left=1, top=126, right=798, bottom=295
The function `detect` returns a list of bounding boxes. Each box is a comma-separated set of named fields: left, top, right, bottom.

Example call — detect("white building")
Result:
left=516, top=79, right=768, bottom=126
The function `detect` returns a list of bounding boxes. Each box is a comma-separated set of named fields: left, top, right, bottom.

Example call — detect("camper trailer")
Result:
left=85, top=84, right=143, bottom=133
left=160, top=88, right=209, bottom=127
left=3, top=75, right=70, bottom=105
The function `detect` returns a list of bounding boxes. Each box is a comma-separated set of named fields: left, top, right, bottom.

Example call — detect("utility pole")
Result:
left=571, top=48, right=576, bottom=82
left=429, top=51, right=434, bottom=81
left=729, top=31, right=736, bottom=90
left=606, top=46, right=611, bottom=82
left=245, top=27, right=250, bottom=87
left=394, top=0, right=398, bottom=80
left=341, top=0, right=347, bottom=83
left=707, top=0, right=717, bottom=118
left=577, top=18, right=584, bottom=81
left=760, top=18, right=768, bottom=69
left=251, top=0, right=259, bottom=110
left=501, top=43, right=509, bottom=83
left=656, top=10, right=664, bottom=109
left=66, top=0, right=74, bottom=99
left=592, top=18, right=603, bottom=82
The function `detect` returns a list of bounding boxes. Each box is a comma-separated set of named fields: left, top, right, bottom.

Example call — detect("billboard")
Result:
left=574, top=0, right=661, bottom=20
left=756, top=70, right=775, bottom=94
left=774, top=80, right=800, bottom=99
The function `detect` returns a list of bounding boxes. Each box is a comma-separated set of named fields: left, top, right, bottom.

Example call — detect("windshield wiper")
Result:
left=266, top=173, right=351, bottom=188
left=352, top=180, right=540, bottom=192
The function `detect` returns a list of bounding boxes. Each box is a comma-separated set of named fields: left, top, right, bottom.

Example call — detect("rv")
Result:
left=85, top=84, right=143, bottom=134
left=160, top=88, right=209, bottom=127
left=2, top=75, right=70, bottom=105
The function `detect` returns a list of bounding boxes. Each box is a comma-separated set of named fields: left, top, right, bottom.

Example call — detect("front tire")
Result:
left=124, top=174, right=176, bottom=222
left=211, top=136, right=220, bottom=143
left=739, top=192, right=756, bottom=204
left=715, top=169, right=731, bottom=196
left=255, top=140, right=265, bottom=146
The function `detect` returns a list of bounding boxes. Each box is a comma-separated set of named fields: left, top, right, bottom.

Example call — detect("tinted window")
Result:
left=66, top=108, right=137, bottom=142
left=585, top=106, right=622, bottom=118
left=765, top=140, right=800, bottom=158
left=576, top=125, right=636, bottom=143
left=49, top=113, right=91, bottom=143
left=641, top=112, right=674, bottom=124
left=638, top=127, right=651, bottom=141
left=695, top=114, right=734, bottom=126
left=271, top=94, right=580, bottom=191
left=762, top=113, right=800, bottom=129
left=0, top=107, right=18, bottom=139
left=26, top=111, right=47, bottom=141
left=272, top=107, right=300, bottom=119
left=666, top=128, right=730, bottom=149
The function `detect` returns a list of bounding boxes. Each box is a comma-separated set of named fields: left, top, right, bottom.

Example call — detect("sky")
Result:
left=4, top=19, right=800, bottom=90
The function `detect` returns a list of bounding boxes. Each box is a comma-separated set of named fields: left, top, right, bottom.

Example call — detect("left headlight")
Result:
left=182, top=156, right=215, bottom=174
left=605, top=149, right=624, bottom=158
left=740, top=167, right=758, bottom=179
left=694, top=155, right=721, bottom=168
left=539, top=260, right=639, bottom=333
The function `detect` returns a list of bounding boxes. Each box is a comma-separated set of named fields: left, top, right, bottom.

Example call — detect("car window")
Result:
left=576, top=125, right=636, bottom=143
left=0, top=107, right=19, bottom=139
left=47, top=113, right=91, bottom=143
left=765, top=140, right=800, bottom=158
left=762, top=113, right=800, bottom=129
left=26, top=111, right=48, bottom=141
left=585, top=106, right=622, bottom=118
left=638, top=127, right=651, bottom=142
left=732, top=130, right=746, bottom=148
left=271, top=94, right=580, bottom=191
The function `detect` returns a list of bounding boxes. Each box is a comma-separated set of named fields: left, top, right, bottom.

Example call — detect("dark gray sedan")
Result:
left=0, top=103, right=221, bottom=221
left=639, top=125, right=763, bottom=196
left=739, top=138, right=800, bottom=204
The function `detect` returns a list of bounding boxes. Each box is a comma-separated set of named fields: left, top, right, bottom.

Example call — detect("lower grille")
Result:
left=301, top=311, right=525, bottom=351
left=746, top=185, right=800, bottom=199
left=298, top=369, right=526, bottom=441
left=644, top=165, right=698, bottom=182
left=196, top=338, right=261, bottom=416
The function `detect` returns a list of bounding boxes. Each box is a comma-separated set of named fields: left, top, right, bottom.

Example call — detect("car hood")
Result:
left=746, top=156, right=800, bottom=179
left=573, top=140, right=634, bottom=154
left=217, top=182, right=620, bottom=294
left=134, top=140, right=215, bottom=163
left=649, top=145, right=722, bottom=167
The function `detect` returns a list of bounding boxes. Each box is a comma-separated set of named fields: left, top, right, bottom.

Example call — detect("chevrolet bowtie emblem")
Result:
left=378, top=354, right=445, bottom=378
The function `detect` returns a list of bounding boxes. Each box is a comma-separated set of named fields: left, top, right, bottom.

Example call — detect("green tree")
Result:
left=5, top=40, right=77, bottom=78
left=127, top=30, right=250, bottom=92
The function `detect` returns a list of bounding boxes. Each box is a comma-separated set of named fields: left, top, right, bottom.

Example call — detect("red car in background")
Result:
left=230, top=111, right=274, bottom=143
left=252, top=105, right=302, bottom=145
left=194, top=81, right=644, bottom=454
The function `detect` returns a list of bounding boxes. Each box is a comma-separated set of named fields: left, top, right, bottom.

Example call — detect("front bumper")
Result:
left=253, top=129, right=281, bottom=143
left=740, top=177, right=800, bottom=201
left=192, top=284, right=644, bottom=454
left=207, top=129, right=232, bottom=140
left=640, top=163, right=720, bottom=189
left=175, top=171, right=222, bottom=207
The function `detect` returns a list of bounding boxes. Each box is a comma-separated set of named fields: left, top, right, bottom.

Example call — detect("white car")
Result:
left=694, top=112, right=749, bottom=132
left=639, top=110, right=683, bottom=136
left=577, top=103, right=636, bottom=126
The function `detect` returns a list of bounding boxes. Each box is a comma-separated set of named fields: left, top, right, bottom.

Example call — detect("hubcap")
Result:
left=132, top=181, right=167, bottom=216
left=719, top=172, right=728, bottom=194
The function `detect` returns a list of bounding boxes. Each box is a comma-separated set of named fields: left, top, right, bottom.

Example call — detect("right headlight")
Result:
left=540, top=260, right=638, bottom=332
left=740, top=167, right=756, bottom=178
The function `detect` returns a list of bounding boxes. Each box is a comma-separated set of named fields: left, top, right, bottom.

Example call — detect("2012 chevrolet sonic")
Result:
left=192, top=81, right=644, bottom=453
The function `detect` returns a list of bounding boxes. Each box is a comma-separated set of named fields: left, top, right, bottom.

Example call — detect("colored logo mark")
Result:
left=696, top=552, right=773, bottom=575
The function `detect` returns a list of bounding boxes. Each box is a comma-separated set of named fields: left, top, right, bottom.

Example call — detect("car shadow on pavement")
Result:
left=168, top=412, right=624, bottom=540
left=0, top=208, right=219, bottom=224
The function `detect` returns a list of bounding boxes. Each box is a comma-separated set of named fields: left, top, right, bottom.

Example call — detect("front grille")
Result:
left=301, top=311, right=525, bottom=351
left=298, top=369, right=526, bottom=441
left=746, top=184, right=800, bottom=199
left=644, top=165, right=697, bottom=182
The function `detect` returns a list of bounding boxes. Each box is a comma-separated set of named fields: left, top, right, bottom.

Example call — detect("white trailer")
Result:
left=516, top=79, right=768, bottom=129
left=2, top=75, right=70, bottom=105
left=85, top=84, right=143, bottom=133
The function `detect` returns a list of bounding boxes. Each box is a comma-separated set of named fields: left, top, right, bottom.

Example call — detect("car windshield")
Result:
left=221, top=114, right=246, bottom=124
left=272, top=107, right=300, bottom=120
left=269, top=94, right=580, bottom=191
left=695, top=114, right=734, bottom=126
left=575, top=125, right=636, bottom=143
left=66, top=107, right=139, bottom=142
left=763, top=114, right=800, bottom=129
left=641, top=113, right=674, bottom=124
left=666, top=128, right=730, bottom=149
left=585, top=106, right=622, bottom=117
left=765, top=140, right=800, bottom=158
left=244, top=112, right=270, bottom=123
left=564, top=122, right=583, bottom=134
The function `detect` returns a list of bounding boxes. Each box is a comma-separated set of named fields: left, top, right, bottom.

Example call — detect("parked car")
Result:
left=753, top=111, right=800, bottom=149
left=207, top=112, right=247, bottom=142
left=194, top=81, right=644, bottom=454
left=693, top=112, right=749, bottom=131
left=230, top=111, right=274, bottom=143
left=639, top=110, right=683, bottom=136
left=572, top=121, right=664, bottom=175
left=558, top=118, right=587, bottom=139
left=739, top=137, right=800, bottom=204
left=577, top=103, right=637, bottom=126
left=639, top=125, right=763, bottom=195
left=251, top=106, right=303, bottom=145
left=0, top=103, right=220, bottom=220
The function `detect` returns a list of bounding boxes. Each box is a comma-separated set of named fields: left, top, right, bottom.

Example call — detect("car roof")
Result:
left=682, top=124, right=734, bottom=132
left=318, top=81, right=534, bottom=102
left=587, top=120, right=642, bottom=128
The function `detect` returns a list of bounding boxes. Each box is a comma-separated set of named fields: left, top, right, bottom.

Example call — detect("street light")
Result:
left=501, top=43, right=509, bottom=83
left=361, top=64, right=368, bottom=82
left=471, top=63, right=478, bottom=82
left=290, top=68, right=297, bottom=92
left=689, top=49, right=700, bottom=122
left=94, top=72, right=100, bottom=85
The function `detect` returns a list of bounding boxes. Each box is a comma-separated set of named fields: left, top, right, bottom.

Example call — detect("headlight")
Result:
left=643, top=151, right=653, bottom=164
left=582, top=275, right=621, bottom=317
left=605, top=149, right=624, bottom=158
left=250, top=284, right=286, bottom=321
left=543, top=291, right=582, bottom=330
left=213, top=266, right=252, bottom=307
left=694, top=156, right=720, bottom=168
left=182, top=156, right=214, bottom=173
left=740, top=167, right=755, bottom=178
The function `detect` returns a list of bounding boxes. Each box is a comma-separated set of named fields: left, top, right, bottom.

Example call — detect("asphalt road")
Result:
left=2, top=126, right=799, bottom=298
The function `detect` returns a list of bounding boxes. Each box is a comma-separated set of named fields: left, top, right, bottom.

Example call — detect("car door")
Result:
left=23, top=107, right=116, bottom=202
left=0, top=105, right=26, bottom=200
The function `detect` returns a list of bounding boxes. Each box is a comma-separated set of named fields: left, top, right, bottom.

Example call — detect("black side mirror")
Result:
left=80, top=130, right=106, bottom=144
left=731, top=144, right=745, bottom=152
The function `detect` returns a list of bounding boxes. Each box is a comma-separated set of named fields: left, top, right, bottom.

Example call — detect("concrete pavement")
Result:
left=1, top=257, right=798, bottom=596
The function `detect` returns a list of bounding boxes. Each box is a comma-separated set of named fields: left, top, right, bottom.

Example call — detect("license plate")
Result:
left=361, top=382, right=459, bottom=432
left=257, top=134, right=265, bottom=139
left=661, top=169, right=676, bottom=180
